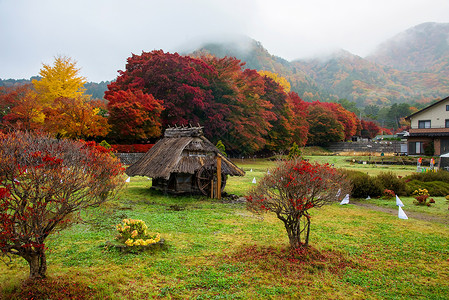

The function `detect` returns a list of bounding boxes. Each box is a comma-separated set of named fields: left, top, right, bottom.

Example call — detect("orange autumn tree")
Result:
left=321, top=102, right=359, bottom=140
left=43, top=97, right=110, bottom=139
left=1, top=85, right=45, bottom=131
left=306, top=103, right=344, bottom=146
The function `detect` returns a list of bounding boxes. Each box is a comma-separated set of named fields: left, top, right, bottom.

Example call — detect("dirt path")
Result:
left=352, top=201, right=449, bottom=225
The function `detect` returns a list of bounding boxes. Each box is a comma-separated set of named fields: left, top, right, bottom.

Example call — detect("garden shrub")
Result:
left=383, top=189, right=396, bottom=199
left=115, top=219, right=161, bottom=247
left=412, top=188, right=435, bottom=206
left=376, top=171, right=407, bottom=196
left=405, top=170, right=449, bottom=183
left=405, top=179, right=449, bottom=196
left=341, top=170, right=382, bottom=198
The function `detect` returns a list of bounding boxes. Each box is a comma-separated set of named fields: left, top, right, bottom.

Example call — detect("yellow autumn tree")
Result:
left=258, top=70, right=291, bottom=93
left=32, top=56, right=110, bottom=139
left=33, top=56, right=87, bottom=105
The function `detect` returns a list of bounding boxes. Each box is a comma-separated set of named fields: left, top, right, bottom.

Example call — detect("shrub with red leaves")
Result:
left=247, top=158, right=351, bottom=248
left=0, top=131, right=125, bottom=279
left=111, top=144, right=154, bottom=153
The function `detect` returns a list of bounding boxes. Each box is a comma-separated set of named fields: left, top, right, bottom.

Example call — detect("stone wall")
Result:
left=327, top=141, right=407, bottom=155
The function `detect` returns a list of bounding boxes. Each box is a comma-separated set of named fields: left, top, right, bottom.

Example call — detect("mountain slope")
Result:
left=367, top=22, right=449, bottom=74
left=193, top=23, right=449, bottom=106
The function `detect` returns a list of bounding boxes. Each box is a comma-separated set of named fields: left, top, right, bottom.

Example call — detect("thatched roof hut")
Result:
left=126, top=126, right=245, bottom=195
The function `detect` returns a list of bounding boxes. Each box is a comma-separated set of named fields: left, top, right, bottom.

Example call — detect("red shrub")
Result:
left=111, top=144, right=154, bottom=153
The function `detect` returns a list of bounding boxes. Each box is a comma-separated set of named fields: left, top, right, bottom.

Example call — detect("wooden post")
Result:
left=211, top=179, right=214, bottom=199
left=216, top=155, right=222, bottom=200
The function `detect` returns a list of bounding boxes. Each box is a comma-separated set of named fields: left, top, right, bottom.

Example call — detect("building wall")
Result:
left=410, top=98, right=449, bottom=129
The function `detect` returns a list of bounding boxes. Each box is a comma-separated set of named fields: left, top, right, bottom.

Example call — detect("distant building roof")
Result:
left=405, top=96, right=449, bottom=121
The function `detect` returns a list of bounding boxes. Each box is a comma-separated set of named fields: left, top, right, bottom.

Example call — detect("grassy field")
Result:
left=1, top=157, right=448, bottom=299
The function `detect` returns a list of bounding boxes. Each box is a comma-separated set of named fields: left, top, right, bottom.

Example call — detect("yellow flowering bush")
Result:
left=413, top=188, right=429, bottom=197
left=115, top=219, right=161, bottom=247
left=412, top=188, right=434, bottom=206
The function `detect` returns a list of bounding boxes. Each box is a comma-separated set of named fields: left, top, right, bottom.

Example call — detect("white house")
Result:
left=405, top=96, right=449, bottom=156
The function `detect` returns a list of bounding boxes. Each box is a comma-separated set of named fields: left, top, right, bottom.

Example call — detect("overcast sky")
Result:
left=1, top=0, right=449, bottom=82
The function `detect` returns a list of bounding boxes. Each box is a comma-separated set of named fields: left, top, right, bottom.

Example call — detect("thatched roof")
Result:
left=126, top=127, right=245, bottom=179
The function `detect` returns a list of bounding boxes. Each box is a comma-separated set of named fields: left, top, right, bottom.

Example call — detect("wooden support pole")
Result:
left=211, top=179, right=214, bottom=199
left=216, top=155, right=222, bottom=200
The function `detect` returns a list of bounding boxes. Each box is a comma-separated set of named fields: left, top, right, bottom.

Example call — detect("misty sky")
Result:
left=1, top=0, right=449, bottom=82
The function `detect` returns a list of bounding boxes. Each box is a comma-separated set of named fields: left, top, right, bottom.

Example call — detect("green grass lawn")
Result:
left=1, top=158, right=449, bottom=299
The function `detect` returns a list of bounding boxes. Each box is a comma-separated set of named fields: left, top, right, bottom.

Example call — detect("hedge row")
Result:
left=342, top=169, right=449, bottom=198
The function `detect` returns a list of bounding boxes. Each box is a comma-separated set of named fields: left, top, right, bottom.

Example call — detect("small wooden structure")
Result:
left=125, top=126, right=245, bottom=197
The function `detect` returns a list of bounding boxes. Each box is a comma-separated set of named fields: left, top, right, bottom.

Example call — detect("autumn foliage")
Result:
left=0, top=53, right=386, bottom=155
left=247, top=159, right=351, bottom=247
left=0, top=131, right=124, bottom=279
left=105, top=51, right=318, bottom=153
left=0, top=56, right=109, bottom=139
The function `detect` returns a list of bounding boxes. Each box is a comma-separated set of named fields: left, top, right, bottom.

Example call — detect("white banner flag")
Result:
left=398, top=206, right=408, bottom=219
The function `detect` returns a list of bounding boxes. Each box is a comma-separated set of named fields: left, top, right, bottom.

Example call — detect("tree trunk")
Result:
left=283, top=215, right=310, bottom=248
left=284, top=216, right=303, bottom=248
left=304, top=215, right=311, bottom=246
left=25, top=250, right=47, bottom=279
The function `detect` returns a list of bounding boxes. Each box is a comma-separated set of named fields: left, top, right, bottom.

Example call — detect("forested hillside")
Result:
left=193, top=22, right=449, bottom=106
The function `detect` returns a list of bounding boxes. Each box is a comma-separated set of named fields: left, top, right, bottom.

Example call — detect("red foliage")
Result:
left=0, top=84, right=44, bottom=131
left=111, top=144, right=154, bottom=153
left=106, top=50, right=214, bottom=128
left=361, top=120, right=381, bottom=139
left=105, top=89, right=164, bottom=141
left=7, top=276, right=96, bottom=300
left=320, top=102, right=359, bottom=140
left=287, top=92, right=309, bottom=146
left=260, top=75, right=295, bottom=151
left=247, top=159, right=351, bottom=247
left=306, top=102, right=345, bottom=146
left=0, top=131, right=125, bottom=279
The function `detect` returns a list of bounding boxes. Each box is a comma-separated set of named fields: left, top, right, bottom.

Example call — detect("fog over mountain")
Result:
left=192, top=22, right=449, bottom=107
left=3, top=22, right=448, bottom=107
left=367, top=22, right=449, bottom=76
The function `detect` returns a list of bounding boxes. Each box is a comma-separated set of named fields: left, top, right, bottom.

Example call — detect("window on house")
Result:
left=418, top=120, right=431, bottom=129
left=409, top=142, right=424, bottom=155
left=446, top=105, right=449, bottom=111
left=446, top=119, right=449, bottom=128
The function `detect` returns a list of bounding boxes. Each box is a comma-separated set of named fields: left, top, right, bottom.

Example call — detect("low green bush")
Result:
left=405, top=179, right=449, bottom=196
left=376, top=171, right=407, bottom=196
left=341, top=170, right=383, bottom=198
left=405, top=170, right=449, bottom=183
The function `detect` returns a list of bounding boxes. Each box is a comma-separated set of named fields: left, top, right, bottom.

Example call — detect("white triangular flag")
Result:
left=396, top=195, right=404, bottom=207
left=252, top=177, right=256, bottom=184
left=250, top=169, right=253, bottom=172
left=366, top=195, right=371, bottom=200
left=340, top=194, right=349, bottom=205
left=336, top=188, right=341, bottom=197
left=398, top=206, right=408, bottom=219
left=125, top=177, right=130, bottom=183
